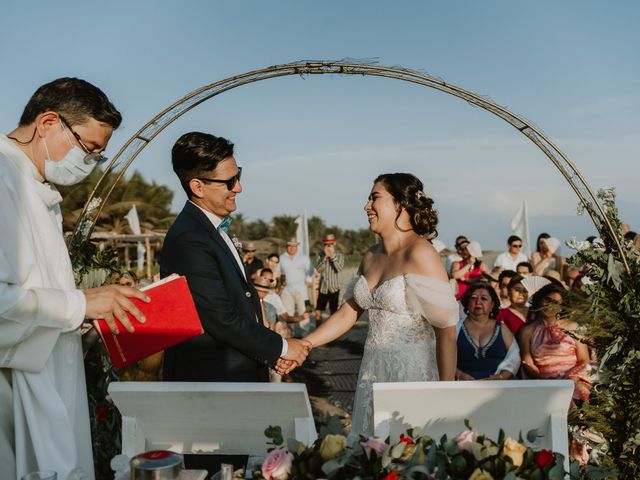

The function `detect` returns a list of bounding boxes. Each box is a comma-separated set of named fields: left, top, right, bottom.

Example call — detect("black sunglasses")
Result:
left=511, top=244, right=522, bottom=248
left=197, top=167, right=242, bottom=191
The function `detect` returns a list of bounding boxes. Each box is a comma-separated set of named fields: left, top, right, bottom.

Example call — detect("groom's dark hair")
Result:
left=172, top=131, right=234, bottom=198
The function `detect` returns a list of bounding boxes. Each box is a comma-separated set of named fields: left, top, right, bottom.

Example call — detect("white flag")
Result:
left=295, top=210, right=310, bottom=259
left=124, top=205, right=145, bottom=271
left=124, top=205, right=142, bottom=235
left=510, top=201, right=531, bottom=258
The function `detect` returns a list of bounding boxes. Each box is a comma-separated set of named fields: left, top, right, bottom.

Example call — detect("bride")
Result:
left=303, top=173, right=458, bottom=438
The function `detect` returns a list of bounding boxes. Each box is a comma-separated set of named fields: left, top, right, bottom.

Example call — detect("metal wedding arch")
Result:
left=71, top=60, right=629, bottom=271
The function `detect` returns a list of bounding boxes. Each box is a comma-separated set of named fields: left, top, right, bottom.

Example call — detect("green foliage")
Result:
left=566, top=188, right=640, bottom=478
left=59, top=168, right=175, bottom=233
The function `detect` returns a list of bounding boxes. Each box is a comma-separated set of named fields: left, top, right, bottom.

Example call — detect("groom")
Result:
left=161, top=132, right=310, bottom=382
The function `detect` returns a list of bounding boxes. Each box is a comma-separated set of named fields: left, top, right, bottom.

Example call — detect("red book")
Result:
left=93, top=274, right=203, bottom=370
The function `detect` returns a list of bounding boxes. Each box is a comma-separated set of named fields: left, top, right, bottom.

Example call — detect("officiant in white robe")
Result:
left=0, top=78, right=148, bottom=480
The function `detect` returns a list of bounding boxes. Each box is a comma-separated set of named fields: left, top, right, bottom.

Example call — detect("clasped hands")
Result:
left=274, top=338, right=313, bottom=375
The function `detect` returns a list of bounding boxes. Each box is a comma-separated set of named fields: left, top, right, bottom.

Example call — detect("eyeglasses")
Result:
left=197, top=167, right=242, bottom=191
left=510, top=244, right=522, bottom=248
left=59, top=114, right=107, bottom=163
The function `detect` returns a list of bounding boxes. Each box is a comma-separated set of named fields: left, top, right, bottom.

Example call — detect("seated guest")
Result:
left=253, top=276, right=279, bottom=327
left=481, top=268, right=502, bottom=300
left=516, top=261, right=533, bottom=276
left=531, top=233, right=565, bottom=278
left=493, top=235, right=528, bottom=271
left=265, top=253, right=283, bottom=290
left=260, top=269, right=310, bottom=326
left=518, top=284, right=591, bottom=404
left=451, top=240, right=488, bottom=300
left=455, top=283, right=520, bottom=381
left=497, top=270, right=518, bottom=308
left=445, top=235, right=468, bottom=276
left=544, top=270, right=569, bottom=290
left=496, top=275, right=529, bottom=335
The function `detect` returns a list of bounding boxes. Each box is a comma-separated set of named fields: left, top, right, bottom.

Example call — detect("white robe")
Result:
left=0, top=134, right=94, bottom=480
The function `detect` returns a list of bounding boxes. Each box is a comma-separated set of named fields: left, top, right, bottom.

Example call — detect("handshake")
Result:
left=274, top=338, right=313, bottom=375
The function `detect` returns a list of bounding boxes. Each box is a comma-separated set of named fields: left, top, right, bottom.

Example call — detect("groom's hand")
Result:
left=284, top=338, right=312, bottom=366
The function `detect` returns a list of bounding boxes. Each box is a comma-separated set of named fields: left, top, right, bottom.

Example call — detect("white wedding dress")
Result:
left=347, top=274, right=458, bottom=438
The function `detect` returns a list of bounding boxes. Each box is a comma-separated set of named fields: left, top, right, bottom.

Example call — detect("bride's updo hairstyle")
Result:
left=374, top=173, right=438, bottom=239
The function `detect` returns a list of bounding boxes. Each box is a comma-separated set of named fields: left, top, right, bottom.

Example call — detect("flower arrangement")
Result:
left=249, top=418, right=567, bottom=480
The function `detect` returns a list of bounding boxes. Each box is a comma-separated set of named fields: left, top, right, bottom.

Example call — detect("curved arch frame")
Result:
left=71, top=60, right=629, bottom=271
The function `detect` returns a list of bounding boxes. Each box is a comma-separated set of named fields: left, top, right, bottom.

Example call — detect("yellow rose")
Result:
left=501, top=437, right=527, bottom=467
left=319, top=434, right=347, bottom=461
left=468, top=468, right=494, bottom=480
left=399, top=443, right=417, bottom=462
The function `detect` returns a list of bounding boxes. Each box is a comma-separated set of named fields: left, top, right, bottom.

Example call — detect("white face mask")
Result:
left=42, top=121, right=104, bottom=186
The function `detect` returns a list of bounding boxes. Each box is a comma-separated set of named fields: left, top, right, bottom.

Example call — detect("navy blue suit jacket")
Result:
left=160, top=201, right=282, bottom=382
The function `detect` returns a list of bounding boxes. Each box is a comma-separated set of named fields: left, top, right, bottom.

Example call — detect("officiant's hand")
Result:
left=84, top=285, right=150, bottom=334
left=284, top=338, right=312, bottom=366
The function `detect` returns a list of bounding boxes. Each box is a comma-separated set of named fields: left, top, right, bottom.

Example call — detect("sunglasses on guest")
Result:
left=196, top=167, right=242, bottom=191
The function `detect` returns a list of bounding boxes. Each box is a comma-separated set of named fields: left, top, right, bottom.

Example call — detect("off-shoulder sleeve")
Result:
left=405, top=274, right=459, bottom=328
left=342, top=276, right=359, bottom=303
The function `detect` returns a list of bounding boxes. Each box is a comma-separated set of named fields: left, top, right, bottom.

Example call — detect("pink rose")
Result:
left=360, top=436, right=389, bottom=458
left=454, top=429, right=478, bottom=451
left=261, top=449, right=293, bottom=480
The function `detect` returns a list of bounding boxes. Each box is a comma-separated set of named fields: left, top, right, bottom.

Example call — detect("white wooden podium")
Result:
left=373, top=380, right=573, bottom=465
left=108, top=382, right=317, bottom=458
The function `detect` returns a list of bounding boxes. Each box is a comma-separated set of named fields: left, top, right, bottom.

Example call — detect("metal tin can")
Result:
left=130, top=450, right=182, bottom=480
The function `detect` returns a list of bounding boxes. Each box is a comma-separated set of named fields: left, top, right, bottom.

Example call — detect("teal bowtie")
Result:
left=218, top=216, right=232, bottom=234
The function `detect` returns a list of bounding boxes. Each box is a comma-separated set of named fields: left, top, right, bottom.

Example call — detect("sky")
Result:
left=1, top=1, right=638, bottom=251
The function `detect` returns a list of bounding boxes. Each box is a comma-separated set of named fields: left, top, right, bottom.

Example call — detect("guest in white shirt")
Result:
left=493, top=235, right=528, bottom=271
left=279, top=238, right=313, bottom=318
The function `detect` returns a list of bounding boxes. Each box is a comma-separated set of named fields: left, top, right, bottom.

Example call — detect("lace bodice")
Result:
left=348, top=274, right=458, bottom=438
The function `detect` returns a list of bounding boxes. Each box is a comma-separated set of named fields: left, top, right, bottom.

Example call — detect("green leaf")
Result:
left=607, top=253, right=624, bottom=290
left=584, top=465, right=620, bottom=479
left=526, top=428, right=543, bottom=444
left=569, top=459, right=581, bottom=480
left=450, top=454, right=467, bottom=473
left=444, top=439, right=459, bottom=456
left=425, top=442, right=437, bottom=471
left=321, top=459, right=343, bottom=477
left=469, top=442, right=487, bottom=461
left=391, top=442, right=406, bottom=459
left=320, top=416, right=342, bottom=436
left=548, top=463, right=566, bottom=480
